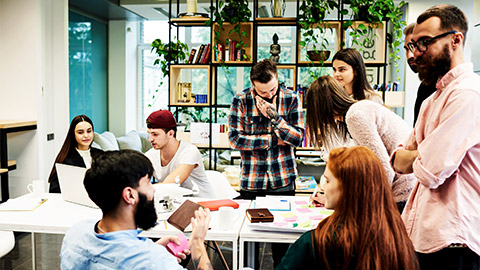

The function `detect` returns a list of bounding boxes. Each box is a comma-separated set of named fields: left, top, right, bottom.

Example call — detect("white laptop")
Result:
left=56, top=163, right=98, bottom=208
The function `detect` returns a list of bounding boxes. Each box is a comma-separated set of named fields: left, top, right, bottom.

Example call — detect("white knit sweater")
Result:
left=346, top=100, right=416, bottom=202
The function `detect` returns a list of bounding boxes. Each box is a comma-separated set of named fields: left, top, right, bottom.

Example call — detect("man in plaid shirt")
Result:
left=228, top=59, right=304, bottom=267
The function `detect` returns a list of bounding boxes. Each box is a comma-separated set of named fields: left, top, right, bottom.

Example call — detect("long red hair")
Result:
left=314, top=146, right=418, bottom=269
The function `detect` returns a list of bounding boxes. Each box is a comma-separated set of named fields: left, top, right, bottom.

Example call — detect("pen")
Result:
left=309, top=185, right=319, bottom=206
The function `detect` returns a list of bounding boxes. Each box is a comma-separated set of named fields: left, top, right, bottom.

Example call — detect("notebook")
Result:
left=56, top=163, right=98, bottom=208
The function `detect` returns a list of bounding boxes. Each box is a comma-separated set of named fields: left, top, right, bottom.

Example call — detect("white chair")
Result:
left=0, top=231, right=15, bottom=258
left=205, top=170, right=240, bottom=199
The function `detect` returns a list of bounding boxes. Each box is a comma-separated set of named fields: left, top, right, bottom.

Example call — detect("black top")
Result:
left=48, top=147, right=103, bottom=193
left=413, top=83, right=437, bottom=126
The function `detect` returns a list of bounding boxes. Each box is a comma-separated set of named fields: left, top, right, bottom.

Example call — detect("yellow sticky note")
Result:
left=319, top=209, right=334, bottom=215
left=281, top=213, right=297, bottom=218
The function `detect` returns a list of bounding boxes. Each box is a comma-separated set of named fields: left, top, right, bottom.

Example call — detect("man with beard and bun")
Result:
left=392, top=5, right=480, bottom=269
left=228, top=59, right=304, bottom=268
left=61, top=150, right=213, bottom=270
left=403, top=23, right=437, bottom=126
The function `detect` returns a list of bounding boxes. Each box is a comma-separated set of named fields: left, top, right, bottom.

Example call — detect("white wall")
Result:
left=402, top=0, right=475, bottom=126
left=108, top=21, right=138, bottom=136
left=0, top=0, right=68, bottom=199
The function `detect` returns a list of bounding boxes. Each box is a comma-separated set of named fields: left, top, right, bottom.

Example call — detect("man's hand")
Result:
left=189, top=207, right=213, bottom=270
left=155, top=235, right=191, bottom=263
left=190, top=208, right=211, bottom=243
left=255, top=95, right=278, bottom=120
left=393, top=149, right=418, bottom=174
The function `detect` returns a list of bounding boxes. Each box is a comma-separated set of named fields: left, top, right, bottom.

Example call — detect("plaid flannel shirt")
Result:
left=228, top=86, right=304, bottom=190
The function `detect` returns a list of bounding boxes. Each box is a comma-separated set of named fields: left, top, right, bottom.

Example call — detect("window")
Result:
left=139, top=21, right=211, bottom=128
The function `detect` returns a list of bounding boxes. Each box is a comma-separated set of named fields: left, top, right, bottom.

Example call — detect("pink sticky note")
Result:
left=310, top=215, right=325, bottom=220
left=273, top=222, right=288, bottom=227
left=284, top=217, right=298, bottom=222
left=297, top=208, right=313, bottom=213
left=294, top=201, right=308, bottom=205
left=166, top=233, right=189, bottom=258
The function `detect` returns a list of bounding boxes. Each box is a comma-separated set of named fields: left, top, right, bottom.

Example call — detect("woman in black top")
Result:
left=48, top=115, right=103, bottom=193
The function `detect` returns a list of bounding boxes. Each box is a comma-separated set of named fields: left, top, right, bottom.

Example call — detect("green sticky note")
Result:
left=319, top=209, right=334, bottom=215
left=299, top=220, right=312, bottom=228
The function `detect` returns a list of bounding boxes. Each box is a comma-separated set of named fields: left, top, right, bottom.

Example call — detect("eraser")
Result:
left=166, top=233, right=189, bottom=258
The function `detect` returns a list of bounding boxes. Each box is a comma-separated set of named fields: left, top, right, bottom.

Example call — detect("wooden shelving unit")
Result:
left=165, top=0, right=395, bottom=162
left=0, top=120, right=37, bottom=202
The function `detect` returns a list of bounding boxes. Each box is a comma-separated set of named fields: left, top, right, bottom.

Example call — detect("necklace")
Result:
left=97, top=222, right=107, bottom=234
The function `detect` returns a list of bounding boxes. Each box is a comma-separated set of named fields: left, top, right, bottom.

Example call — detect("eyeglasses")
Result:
left=407, top=31, right=457, bottom=53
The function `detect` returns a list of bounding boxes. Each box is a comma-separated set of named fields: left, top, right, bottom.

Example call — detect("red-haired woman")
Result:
left=276, top=146, right=419, bottom=270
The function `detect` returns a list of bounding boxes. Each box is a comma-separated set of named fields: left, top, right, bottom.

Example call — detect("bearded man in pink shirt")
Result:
left=392, top=4, right=480, bottom=269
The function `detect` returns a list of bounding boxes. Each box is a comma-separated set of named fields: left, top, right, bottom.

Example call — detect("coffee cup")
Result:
left=218, top=206, right=235, bottom=230
left=27, top=180, right=45, bottom=198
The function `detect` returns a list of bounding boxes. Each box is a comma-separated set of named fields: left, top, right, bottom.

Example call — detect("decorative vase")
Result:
left=271, top=0, right=286, bottom=17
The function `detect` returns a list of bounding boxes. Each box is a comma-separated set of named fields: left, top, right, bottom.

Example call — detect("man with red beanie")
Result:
left=145, top=110, right=214, bottom=198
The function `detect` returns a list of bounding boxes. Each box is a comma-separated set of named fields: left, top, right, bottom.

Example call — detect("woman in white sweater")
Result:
left=307, top=76, right=415, bottom=212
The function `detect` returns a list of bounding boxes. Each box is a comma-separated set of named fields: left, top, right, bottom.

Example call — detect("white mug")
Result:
left=218, top=206, right=235, bottom=230
left=27, top=180, right=45, bottom=198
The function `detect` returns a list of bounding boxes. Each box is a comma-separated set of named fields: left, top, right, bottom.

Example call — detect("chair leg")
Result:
left=211, top=241, right=230, bottom=270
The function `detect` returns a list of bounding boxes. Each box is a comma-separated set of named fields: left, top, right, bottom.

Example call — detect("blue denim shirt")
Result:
left=61, top=219, right=184, bottom=270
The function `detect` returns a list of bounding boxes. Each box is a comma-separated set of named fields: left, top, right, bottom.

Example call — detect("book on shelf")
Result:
left=203, top=44, right=212, bottom=63
left=195, top=44, right=205, bottom=64
left=230, top=40, right=236, bottom=61
left=187, top=48, right=197, bottom=64
left=216, top=43, right=223, bottom=61
left=199, top=43, right=211, bottom=64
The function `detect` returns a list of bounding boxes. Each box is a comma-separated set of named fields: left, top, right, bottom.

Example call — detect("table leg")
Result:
left=239, top=239, right=244, bottom=269
left=246, top=242, right=255, bottom=268
left=31, top=232, right=37, bottom=270
left=232, top=239, right=237, bottom=270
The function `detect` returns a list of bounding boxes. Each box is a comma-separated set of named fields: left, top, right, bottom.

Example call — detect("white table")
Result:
left=238, top=196, right=333, bottom=269
left=0, top=194, right=250, bottom=270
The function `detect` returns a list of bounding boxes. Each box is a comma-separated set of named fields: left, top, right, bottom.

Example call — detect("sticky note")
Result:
left=297, top=208, right=313, bottom=213
left=281, top=213, right=297, bottom=218
left=299, top=220, right=312, bottom=228
left=283, top=217, right=298, bottom=222
left=294, top=201, right=308, bottom=205
left=310, top=215, right=325, bottom=220
left=319, top=209, right=334, bottom=215
left=273, top=222, right=288, bottom=227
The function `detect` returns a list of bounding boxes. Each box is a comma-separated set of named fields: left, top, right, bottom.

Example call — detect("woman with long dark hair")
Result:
left=277, top=146, right=419, bottom=270
left=48, top=115, right=103, bottom=193
left=332, top=48, right=383, bottom=103
left=307, top=76, right=415, bottom=211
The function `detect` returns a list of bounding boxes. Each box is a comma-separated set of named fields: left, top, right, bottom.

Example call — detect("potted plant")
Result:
left=151, top=37, right=189, bottom=79
left=206, top=0, right=252, bottom=63
left=298, top=0, right=339, bottom=64
left=342, top=0, right=406, bottom=73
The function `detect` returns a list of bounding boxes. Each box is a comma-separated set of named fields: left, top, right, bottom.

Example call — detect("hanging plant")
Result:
left=298, top=0, right=338, bottom=65
left=151, top=37, right=189, bottom=78
left=342, top=0, right=406, bottom=75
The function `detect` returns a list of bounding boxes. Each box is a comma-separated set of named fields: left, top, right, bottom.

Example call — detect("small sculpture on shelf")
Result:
left=269, top=33, right=281, bottom=64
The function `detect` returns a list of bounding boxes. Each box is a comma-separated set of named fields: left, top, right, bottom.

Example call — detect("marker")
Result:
left=164, top=221, right=167, bottom=229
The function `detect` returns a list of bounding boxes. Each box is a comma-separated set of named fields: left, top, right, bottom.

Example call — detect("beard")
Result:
left=134, top=192, right=158, bottom=231
left=407, top=57, right=418, bottom=73
left=416, top=44, right=451, bottom=85
left=258, top=92, right=277, bottom=104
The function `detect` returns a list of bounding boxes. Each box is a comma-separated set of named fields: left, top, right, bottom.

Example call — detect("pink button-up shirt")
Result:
left=398, top=62, right=480, bottom=255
